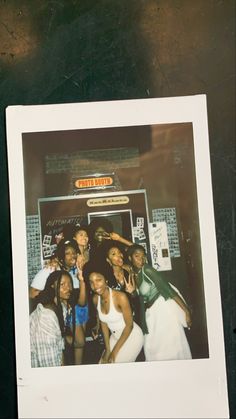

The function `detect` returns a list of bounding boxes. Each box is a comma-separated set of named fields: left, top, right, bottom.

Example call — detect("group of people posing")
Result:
left=29, top=217, right=192, bottom=368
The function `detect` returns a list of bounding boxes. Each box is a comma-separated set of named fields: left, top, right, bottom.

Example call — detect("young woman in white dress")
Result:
left=127, top=244, right=192, bottom=361
left=88, top=270, right=144, bottom=364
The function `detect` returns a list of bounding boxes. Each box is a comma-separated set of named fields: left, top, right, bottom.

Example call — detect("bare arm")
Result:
left=91, top=312, right=100, bottom=340
left=98, top=321, right=111, bottom=364
left=77, top=269, right=87, bottom=306
left=107, top=232, right=133, bottom=247
left=173, top=295, right=192, bottom=328
left=100, top=320, right=110, bottom=351
left=109, top=291, right=133, bottom=363
left=143, top=264, right=192, bottom=328
left=92, top=294, right=110, bottom=363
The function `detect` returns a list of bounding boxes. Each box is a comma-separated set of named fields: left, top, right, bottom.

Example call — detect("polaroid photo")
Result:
left=6, top=96, right=229, bottom=418
left=42, top=246, right=52, bottom=259
left=136, top=217, right=144, bottom=228
left=42, top=234, right=52, bottom=247
left=133, top=226, right=142, bottom=238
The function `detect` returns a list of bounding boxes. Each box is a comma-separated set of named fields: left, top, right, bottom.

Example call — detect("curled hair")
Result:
left=83, top=261, right=108, bottom=282
left=83, top=260, right=117, bottom=289
left=88, top=217, right=113, bottom=242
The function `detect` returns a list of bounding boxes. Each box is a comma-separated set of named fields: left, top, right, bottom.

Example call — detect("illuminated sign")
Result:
left=75, top=176, right=113, bottom=189
left=87, top=196, right=129, bottom=207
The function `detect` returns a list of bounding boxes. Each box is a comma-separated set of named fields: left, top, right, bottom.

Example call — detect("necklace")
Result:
left=114, top=268, right=125, bottom=285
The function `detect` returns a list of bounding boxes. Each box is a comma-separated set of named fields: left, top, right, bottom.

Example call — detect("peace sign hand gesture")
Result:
left=123, top=272, right=136, bottom=294
left=76, top=254, right=86, bottom=271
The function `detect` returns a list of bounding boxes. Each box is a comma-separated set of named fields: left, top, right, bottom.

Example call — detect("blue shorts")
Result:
left=74, top=304, right=89, bottom=325
left=66, top=304, right=89, bottom=327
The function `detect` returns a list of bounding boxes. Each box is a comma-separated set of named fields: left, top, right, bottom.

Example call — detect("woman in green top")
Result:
left=127, top=244, right=192, bottom=361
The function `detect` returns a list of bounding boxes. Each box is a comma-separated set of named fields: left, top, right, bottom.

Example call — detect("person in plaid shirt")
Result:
left=29, top=239, right=88, bottom=365
left=30, top=270, right=76, bottom=367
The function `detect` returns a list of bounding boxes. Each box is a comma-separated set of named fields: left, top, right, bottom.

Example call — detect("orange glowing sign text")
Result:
left=75, top=176, right=113, bottom=189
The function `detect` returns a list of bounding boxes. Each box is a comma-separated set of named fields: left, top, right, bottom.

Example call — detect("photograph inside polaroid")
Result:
left=6, top=97, right=229, bottom=418
left=24, top=122, right=208, bottom=366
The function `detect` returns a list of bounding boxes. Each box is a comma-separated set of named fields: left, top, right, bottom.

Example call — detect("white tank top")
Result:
left=97, top=288, right=125, bottom=333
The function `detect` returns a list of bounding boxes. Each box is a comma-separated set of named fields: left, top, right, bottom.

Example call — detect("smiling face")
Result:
left=63, top=245, right=77, bottom=269
left=94, top=226, right=107, bottom=243
left=130, top=248, right=146, bottom=270
left=107, top=247, right=124, bottom=267
left=59, top=274, right=73, bottom=302
left=74, top=229, right=89, bottom=247
left=89, top=272, right=107, bottom=295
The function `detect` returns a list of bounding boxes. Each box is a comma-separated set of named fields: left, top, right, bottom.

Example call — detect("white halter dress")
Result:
left=97, top=288, right=144, bottom=363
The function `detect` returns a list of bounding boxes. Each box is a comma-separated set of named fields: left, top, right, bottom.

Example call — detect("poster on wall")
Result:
left=152, top=207, right=181, bottom=258
left=6, top=96, right=229, bottom=418
left=149, top=221, right=172, bottom=271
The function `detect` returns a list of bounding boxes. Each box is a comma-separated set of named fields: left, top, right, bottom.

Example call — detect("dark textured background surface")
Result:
left=0, top=1, right=235, bottom=417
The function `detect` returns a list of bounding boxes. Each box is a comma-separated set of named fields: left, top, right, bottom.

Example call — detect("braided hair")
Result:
left=36, top=270, right=76, bottom=343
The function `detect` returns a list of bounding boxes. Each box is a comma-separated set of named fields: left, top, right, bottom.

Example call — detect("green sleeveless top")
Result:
left=137, top=264, right=177, bottom=304
left=136, top=264, right=177, bottom=334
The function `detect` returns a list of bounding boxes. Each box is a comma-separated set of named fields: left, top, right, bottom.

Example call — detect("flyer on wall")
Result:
left=6, top=96, right=229, bottom=418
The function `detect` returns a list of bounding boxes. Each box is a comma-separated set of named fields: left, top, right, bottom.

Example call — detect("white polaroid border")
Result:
left=6, top=96, right=229, bottom=418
